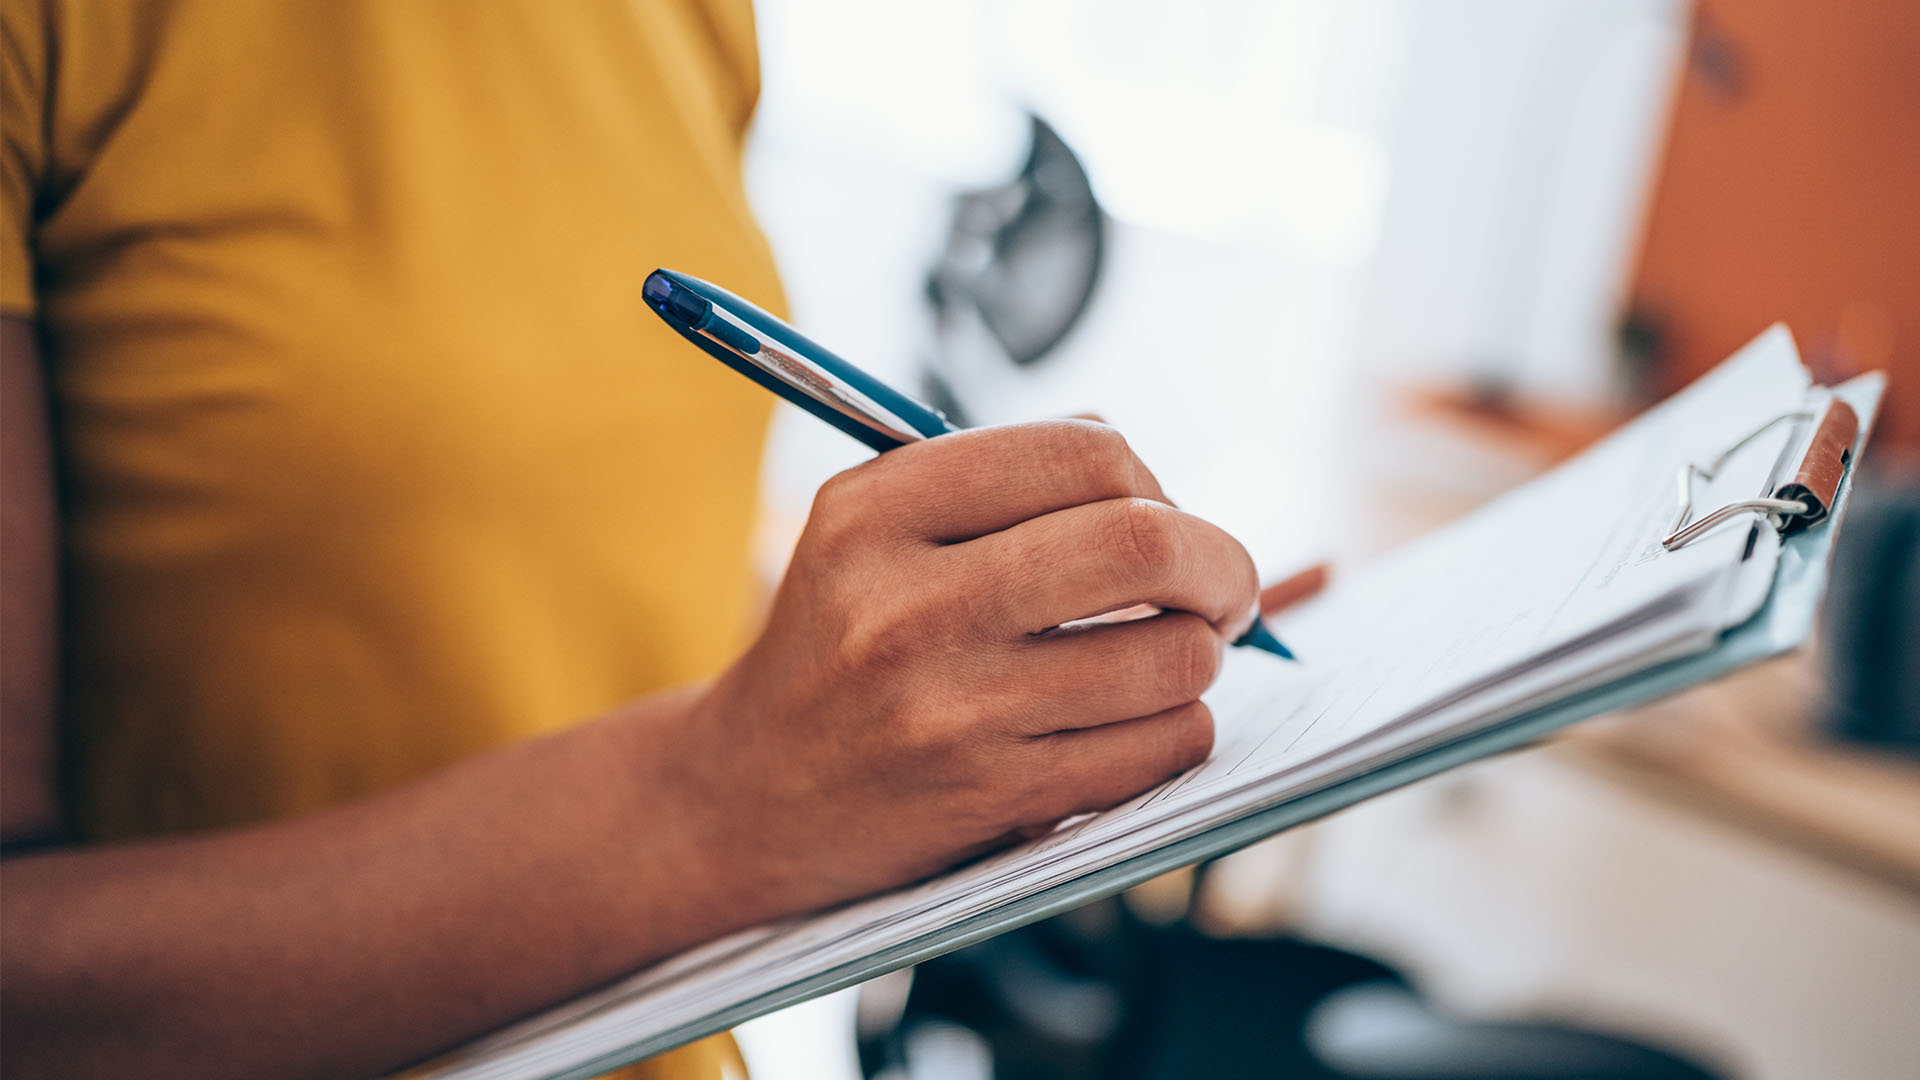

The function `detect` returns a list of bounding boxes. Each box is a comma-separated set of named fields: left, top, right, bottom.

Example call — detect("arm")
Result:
left=1, top=310, right=777, bottom=1075
left=3, top=311, right=1265, bottom=1077
left=2, top=316, right=767, bottom=1077
left=2, top=687, right=750, bottom=1078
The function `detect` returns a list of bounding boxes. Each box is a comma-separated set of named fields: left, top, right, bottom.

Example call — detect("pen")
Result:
left=642, top=267, right=1294, bottom=661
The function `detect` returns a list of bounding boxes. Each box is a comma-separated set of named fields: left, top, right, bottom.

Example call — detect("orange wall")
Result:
left=1628, top=0, right=1920, bottom=449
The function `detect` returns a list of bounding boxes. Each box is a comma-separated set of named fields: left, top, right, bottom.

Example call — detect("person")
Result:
left=0, top=2, right=1314, bottom=1077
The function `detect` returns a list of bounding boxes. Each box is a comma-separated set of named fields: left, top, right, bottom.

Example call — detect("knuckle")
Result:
left=893, top=713, right=955, bottom=764
left=835, top=603, right=916, bottom=676
left=813, top=466, right=862, bottom=509
left=887, top=697, right=976, bottom=772
left=806, top=467, right=882, bottom=552
left=1077, top=417, right=1131, bottom=460
left=1154, top=616, right=1220, bottom=700
left=1067, top=421, right=1137, bottom=492
left=807, top=471, right=858, bottom=535
left=1099, top=497, right=1181, bottom=585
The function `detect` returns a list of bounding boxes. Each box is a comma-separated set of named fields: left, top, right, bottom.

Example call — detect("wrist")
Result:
left=605, top=682, right=787, bottom=942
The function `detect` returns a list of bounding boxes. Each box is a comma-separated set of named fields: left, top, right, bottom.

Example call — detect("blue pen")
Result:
left=642, top=267, right=1294, bottom=660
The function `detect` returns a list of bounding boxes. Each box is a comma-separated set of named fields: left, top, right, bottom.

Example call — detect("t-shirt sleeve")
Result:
left=1, top=0, right=46, bottom=314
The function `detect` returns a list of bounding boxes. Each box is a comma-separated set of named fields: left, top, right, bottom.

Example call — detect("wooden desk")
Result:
left=1571, top=649, right=1920, bottom=896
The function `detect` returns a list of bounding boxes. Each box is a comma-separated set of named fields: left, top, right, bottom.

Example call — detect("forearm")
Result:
left=0, top=687, right=758, bottom=1080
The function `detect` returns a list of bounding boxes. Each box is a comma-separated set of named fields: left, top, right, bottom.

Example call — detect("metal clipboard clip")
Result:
left=1663, top=396, right=1860, bottom=551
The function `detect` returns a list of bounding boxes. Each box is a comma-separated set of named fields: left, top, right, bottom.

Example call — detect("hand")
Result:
left=669, top=421, right=1263, bottom=916
left=1054, top=413, right=1329, bottom=634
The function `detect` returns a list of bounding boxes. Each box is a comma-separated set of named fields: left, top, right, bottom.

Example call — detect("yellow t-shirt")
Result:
left=2, top=1, right=779, bottom=1075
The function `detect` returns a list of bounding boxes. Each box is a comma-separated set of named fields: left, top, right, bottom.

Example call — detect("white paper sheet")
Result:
left=422, top=326, right=1818, bottom=1080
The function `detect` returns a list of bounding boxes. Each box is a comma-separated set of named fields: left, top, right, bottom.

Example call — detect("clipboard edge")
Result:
left=482, top=372, right=1888, bottom=1080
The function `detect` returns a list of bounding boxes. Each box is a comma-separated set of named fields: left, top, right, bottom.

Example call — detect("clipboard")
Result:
left=434, top=365, right=1886, bottom=1080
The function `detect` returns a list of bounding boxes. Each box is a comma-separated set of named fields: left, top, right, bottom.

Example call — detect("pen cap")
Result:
left=642, top=272, right=710, bottom=327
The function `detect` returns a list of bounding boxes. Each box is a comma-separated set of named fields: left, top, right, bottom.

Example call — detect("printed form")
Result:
left=428, top=328, right=1822, bottom=1080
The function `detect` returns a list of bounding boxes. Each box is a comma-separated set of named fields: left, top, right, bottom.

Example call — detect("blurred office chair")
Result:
left=858, top=899, right=1399, bottom=1080
left=858, top=896, right=1725, bottom=1080
left=1302, top=982, right=1719, bottom=1080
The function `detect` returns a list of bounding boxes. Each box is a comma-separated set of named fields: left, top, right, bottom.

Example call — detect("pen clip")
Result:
left=698, top=306, right=932, bottom=447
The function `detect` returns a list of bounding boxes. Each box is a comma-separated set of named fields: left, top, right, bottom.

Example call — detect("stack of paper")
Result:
left=423, top=327, right=1850, bottom=1080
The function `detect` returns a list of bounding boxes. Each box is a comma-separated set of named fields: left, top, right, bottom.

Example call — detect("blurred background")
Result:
left=724, top=1, right=1920, bottom=1078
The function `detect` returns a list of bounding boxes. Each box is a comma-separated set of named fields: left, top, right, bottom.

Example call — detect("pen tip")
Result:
left=1235, top=619, right=1296, bottom=661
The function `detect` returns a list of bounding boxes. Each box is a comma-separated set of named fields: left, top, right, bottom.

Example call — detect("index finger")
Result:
left=856, top=420, right=1172, bottom=543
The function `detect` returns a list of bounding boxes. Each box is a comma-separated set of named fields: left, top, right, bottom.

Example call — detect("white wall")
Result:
left=742, top=0, right=1688, bottom=573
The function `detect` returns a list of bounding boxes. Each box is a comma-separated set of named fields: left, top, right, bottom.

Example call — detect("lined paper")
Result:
left=424, top=326, right=1814, bottom=1080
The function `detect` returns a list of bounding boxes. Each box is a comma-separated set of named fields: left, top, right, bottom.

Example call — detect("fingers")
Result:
left=991, top=613, right=1223, bottom=734
left=1259, top=563, right=1329, bottom=615
left=1019, top=702, right=1215, bottom=825
left=832, top=420, right=1171, bottom=544
left=962, top=496, right=1260, bottom=637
